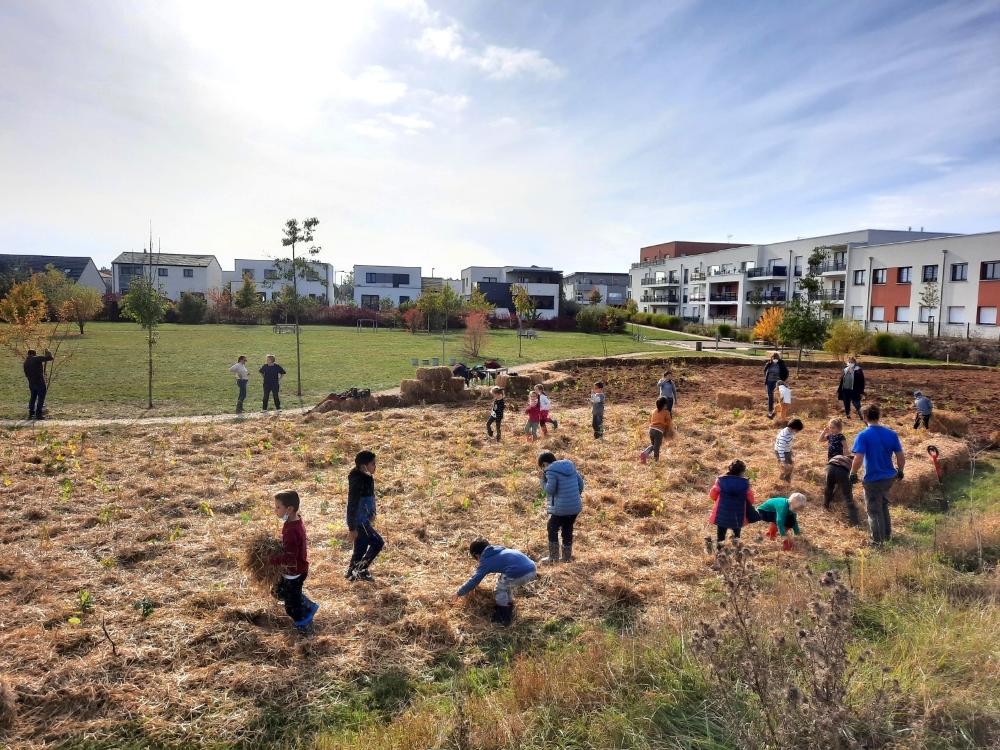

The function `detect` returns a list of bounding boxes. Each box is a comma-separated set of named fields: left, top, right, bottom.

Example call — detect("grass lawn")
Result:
left=0, top=322, right=680, bottom=418
left=626, top=322, right=710, bottom=340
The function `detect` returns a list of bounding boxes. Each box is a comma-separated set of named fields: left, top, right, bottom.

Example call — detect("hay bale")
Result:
left=0, top=677, right=15, bottom=730
left=376, top=394, right=401, bottom=408
left=416, top=366, right=452, bottom=383
left=499, top=375, right=536, bottom=396
left=447, top=377, right=466, bottom=393
left=310, top=398, right=343, bottom=414
left=790, top=396, right=830, bottom=417
left=928, top=409, right=969, bottom=438
left=990, top=430, right=1000, bottom=448
left=715, top=391, right=753, bottom=409
left=241, top=532, right=285, bottom=591
left=400, top=379, right=424, bottom=398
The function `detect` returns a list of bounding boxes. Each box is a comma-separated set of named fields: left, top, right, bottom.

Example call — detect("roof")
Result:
left=113, top=252, right=218, bottom=267
left=0, top=254, right=94, bottom=282
left=564, top=271, right=630, bottom=279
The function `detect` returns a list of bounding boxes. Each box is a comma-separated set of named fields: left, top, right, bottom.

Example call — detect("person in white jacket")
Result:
left=229, top=355, right=249, bottom=413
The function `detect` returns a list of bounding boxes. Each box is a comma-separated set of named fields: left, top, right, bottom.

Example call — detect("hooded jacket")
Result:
left=346, top=467, right=376, bottom=531
left=709, top=474, right=758, bottom=529
left=457, top=545, right=536, bottom=596
left=541, top=459, right=584, bottom=516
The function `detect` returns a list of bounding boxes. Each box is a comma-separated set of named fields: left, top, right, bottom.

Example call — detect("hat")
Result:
left=913, top=390, right=922, bottom=397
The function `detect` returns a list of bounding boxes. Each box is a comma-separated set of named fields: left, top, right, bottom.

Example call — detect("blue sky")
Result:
left=1, top=0, right=998, bottom=276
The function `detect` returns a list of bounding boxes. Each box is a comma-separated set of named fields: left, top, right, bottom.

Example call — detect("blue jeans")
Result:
left=765, top=381, right=777, bottom=412
left=29, top=383, right=47, bottom=417
left=236, top=379, right=247, bottom=409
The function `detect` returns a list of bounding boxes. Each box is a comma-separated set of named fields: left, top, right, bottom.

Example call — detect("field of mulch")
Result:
left=0, top=359, right=990, bottom=748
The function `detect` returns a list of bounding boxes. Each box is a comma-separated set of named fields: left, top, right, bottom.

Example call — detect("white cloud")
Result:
left=354, top=112, right=435, bottom=139
left=382, top=113, right=434, bottom=132
left=475, top=45, right=564, bottom=80
left=341, top=66, right=409, bottom=106
left=430, top=93, right=470, bottom=113
left=414, top=25, right=467, bottom=61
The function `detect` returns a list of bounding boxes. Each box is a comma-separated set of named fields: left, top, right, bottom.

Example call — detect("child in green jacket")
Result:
left=756, top=493, right=806, bottom=550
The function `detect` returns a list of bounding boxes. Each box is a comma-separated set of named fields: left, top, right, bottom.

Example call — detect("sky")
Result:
left=1, top=0, right=999, bottom=277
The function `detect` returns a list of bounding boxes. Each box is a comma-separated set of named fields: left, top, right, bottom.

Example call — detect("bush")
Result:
left=177, top=293, right=207, bottom=324
left=530, top=315, right=578, bottom=332
left=824, top=319, right=873, bottom=357
left=871, top=332, right=920, bottom=358
left=716, top=323, right=733, bottom=338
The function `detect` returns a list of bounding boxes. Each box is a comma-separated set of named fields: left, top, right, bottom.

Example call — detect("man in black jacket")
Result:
left=24, top=349, right=53, bottom=420
left=762, top=352, right=789, bottom=419
left=259, top=354, right=286, bottom=410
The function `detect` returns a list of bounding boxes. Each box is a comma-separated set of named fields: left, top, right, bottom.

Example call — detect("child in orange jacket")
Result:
left=639, top=397, right=674, bottom=464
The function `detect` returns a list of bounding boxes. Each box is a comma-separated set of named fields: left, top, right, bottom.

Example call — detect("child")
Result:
left=913, top=391, right=933, bottom=429
left=757, top=493, right=806, bottom=551
left=708, top=459, right=757, bottom=549
left=524, top=392, right=541, bottom=440
left=819, top=417, right=847, bottom=459
left=591, top=381, right=606, bottom=438
left=656, top=372, right=678, bottom=414
left=346, top=450, right=384, bottom=582
left=534, top=384, right=558, bottom=434
left=776, top=380, right=792, bottom=421
left=538, top=451, right=585, bottom=563
left=486, top=386, right=505, bottom=442
left=825, top=453, right=860, bottom=526
left=455, top=537, right=537, bottom=625
left=774, top=418, right=804, bottom=482
left=269, top=490, right=319, bottom=631
left=639, top=397, right=674, bottom=464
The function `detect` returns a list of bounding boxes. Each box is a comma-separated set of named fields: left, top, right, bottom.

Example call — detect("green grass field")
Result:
left=0, top=322, right=679, bottom=418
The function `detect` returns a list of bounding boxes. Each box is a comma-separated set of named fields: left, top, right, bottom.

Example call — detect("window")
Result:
left=183, top=268, right=194, bottom=278
left=264, top=269, right=278, bottom=280
left=873, top=268, right=887, bottom=284
left=895, top=306, right=910, bottom=322
left=850, top=305, right=864, bottom=319
left=922, top=264, right=938, bottom=282
left=897, top=266, right=911, bottom=283
left=853, top=270, right=866, bottom=285
left=365, top=272, right=411, bottom=286
left=978, top=307, right=997, bottom=325
left=399, top=296, right=410, bottom=304
left=360, top=294, right=380, bottom=310
left=919, top=306, right=933, bottom=323
left=951, top=263, right=967, bottom=281
left=982, top=261, right=1000, bottom=280
left=871, top=306, right=885, bottom=322
left=241, top=269, right=255, bottom=279
left=533, top=295, right=556, bottom=310
left=483, top=276, right=498, bottom=283
left=157, top=267, right=168, bottom=277
left=947, top=306, right=965, bottom=324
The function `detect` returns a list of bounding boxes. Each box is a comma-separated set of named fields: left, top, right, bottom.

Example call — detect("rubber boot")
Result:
left=560, top=545, right=572, bottom=562
left=541, top=541, right=560, bottom=564
left=766, top=522, right=778, bottom=539
left=491, top=604, right=514, bottom=625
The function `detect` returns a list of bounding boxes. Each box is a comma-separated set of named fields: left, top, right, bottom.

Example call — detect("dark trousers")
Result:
left=350, top=522, right=384, bottom=570
left=842, top=396, right=862, bottom=418
left=486, top=416, right=502, bottom=441
left=28, top=382, right=47, bottom=416
left=547, top=513, right=578, bottom=546
left=263, top=384, right=280, bottom=409
left=914, top=413, right=930, bottom=429
left=766, top=382, right=777, bottom=413
left=646, top=428, right=664, bottom=459
left=716, top=525, right=741, bottom=543
left=592, top=413, right=604, bottom=437
left=664, top=397, right=674, bottom=415
left=863, top=478, right=894, bottom=544
left=236, top=379, right=247, bottom=411
left=274, top=572, right=310, bottom=623
left=825, top=464, right=860, bottom=525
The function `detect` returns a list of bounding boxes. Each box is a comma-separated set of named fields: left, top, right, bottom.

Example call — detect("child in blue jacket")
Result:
left=345, top=450, right=383, bottom=582
left=708, top=459, right=758, bottom=550
left=455, top=537, right=537, bottom=625
left=538, top=451, right=584, bottom=563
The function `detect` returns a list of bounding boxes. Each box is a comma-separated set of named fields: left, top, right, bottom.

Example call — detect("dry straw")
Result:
left=241, top=531, right=285, bottom=590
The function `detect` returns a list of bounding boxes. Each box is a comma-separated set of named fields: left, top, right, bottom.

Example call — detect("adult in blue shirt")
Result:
left=850, top=404, right=905, bottom=545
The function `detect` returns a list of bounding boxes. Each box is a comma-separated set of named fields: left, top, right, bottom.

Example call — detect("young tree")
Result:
left=512, top=284, right=539, bottom=325
left=416, top=289, right=443, bottom=331
left=0, top=278, right=76, bottom=388
left=778, top=298, right=829, bottom=371
left=465, top=288, right=493, bottom=316
left=753, top=307, right=784, bottom=344
left=464, top=310, right=490, bottom=357
left=919, top=282, right=940, bottom=337
left=177, top=292, right=207, bottom=324
left=335, top=270, right=354, bottom=304
left=277, top=217, right=321, bottom=398
left=33, top=265, right=75, bottom=317
left=121, top=275, right=167, bottom=409
left=823, top=319, right=872, bottom=358
left=62, top=285, right=104, bottom=334
left=234, top=272, right=259, bottom=311
left=379, top=296, right=395, bottom=313
left=588, top=287, right=603, bottom=305
left=402, top=306, right=424, bottom=334
left=624, top=297, right=639, bottom=316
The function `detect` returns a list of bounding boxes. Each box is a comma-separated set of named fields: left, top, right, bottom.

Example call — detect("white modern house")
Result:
left=460, top=265, right=563, bottom=320
left=224, top=258, right=335, bottom=303
left=111, top=252, right=223, bottom=300
left=0, top=254, right=106, bottom=293
left=353, top=264, right=422, bottom=309
left=563, top=271, right=630, bottom=306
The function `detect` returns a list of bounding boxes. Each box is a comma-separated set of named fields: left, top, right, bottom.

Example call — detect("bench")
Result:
left=518, top=328, right=538, bottom=339
left=273, top=324, right=297, bottom=334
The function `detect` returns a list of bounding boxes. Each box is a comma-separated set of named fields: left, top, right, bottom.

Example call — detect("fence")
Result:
left=863, top=320, right=1000, bottom=341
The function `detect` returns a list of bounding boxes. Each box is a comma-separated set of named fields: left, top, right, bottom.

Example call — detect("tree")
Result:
left=753, top=307, right=784, bottom=344
left=121, top=275, right=167, bottom=409
left=919, top=282, right=940, bottom=336
left=62, top=285, right=104, bottom=334
left=823, top=319, right=872, bottom=358
left=402, top=306, right=424, bottom=333
left=512, top=284, right=539, bottom=325
left=416, top=289, right=443, bottom=331
left=278, top=217, right=321, bottom=398
left=234, top=272, right=259, bottom=310
left=33, top=265, right=74, bottom=317
left=464, top=310, right=490, bottom=357
left=0, top=278, right=76, bottom=388
left=588, top=287, right=603, bottom=305
left=464, top=288, right=493, bottom=316
left=335, top=270, right=354, bottom=304
left=177, top=292, right=207, bottom=324
left=778, top=298, right=829, bottom=371
left=625, top=298, right=639, bottom=316
left=379, top=296, right=395, bottom=313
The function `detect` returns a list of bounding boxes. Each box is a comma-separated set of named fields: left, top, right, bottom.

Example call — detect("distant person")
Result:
left=913, top=391, right=933, bottom=430
left=454, top=537, right=537, bottom=626
left=229, top=355, right=249, bottom=413
left=23, top=348, right=53, bottom=420
left=774, top=418, right=804, bottom=483
left=639, top=397, right=674, bottom=464
left=486, top=386, right=505, bottom=442
left=534, top=384, right=558, bottom=433
left=591, top=381, right=606, bottom=439
left=836, top=356, right=865, bottom=420
left=850, top=405, right=905, bottom=545
left=345, top=450, right=384, bottom=582
left=538, top=451, right=584, bottom=563
left=708, top=459, right=758, bottom=550
left=259, top=354, right=286, bottom=410
left=656, top=372, right=678, bottom=414
left=763, top=352, right=789, bottom=419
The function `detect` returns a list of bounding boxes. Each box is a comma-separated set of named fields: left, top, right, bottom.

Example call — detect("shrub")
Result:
left=464, top=310, right=489, bottom=356
left=716, top=323, right=733, bottom=338
left=871, top=332, right=920, bottom=358
left=824, top=319, right=873, bottom=357
left=753, top=307, right=784, bottom=343
left=177, top=293, right=207, bottom=324
left=576, top=306, right=627, bottom=334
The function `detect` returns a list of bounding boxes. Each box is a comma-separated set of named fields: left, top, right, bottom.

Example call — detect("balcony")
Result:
left=746, top=291, right=787, bottom=304
left=688, top=293, right=707, bottom=302
left=641, top=294, right=679, bottom=304
left=709, top=292, right=739, bottom=302
left=746, top=266, right=787, bottom=279
left=689, top=270, right=707, bottom=281
left=709, top=268, right=740, bottom=277
left=816, top=260, right=847, bottom=274
left=814, top=288, right=845, bottom=302
left=640, top=276, right=680, bottom=286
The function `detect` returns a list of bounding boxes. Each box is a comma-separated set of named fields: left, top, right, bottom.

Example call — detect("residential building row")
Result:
left=628, top=228, right=1000, bottom=336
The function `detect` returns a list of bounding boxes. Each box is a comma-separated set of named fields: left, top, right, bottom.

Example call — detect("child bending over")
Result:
left=454, top=537, right=537, bottom=626
left=757, top=492, right=806, bottom=550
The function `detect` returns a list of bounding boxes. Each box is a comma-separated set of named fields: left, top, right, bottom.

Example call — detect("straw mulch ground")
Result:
left=0, top=360, right=994, bottom=747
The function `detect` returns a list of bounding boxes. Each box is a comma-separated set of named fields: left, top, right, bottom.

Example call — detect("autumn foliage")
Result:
left=752, top=307, right=784, bottom=344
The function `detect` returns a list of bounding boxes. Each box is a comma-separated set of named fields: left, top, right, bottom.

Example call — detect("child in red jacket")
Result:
left=270, top=490, right=319, bottom=631
left=524, top=392, right=541, bottom=441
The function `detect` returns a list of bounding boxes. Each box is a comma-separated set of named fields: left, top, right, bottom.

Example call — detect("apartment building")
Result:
left=0, top=254, right=106, bottom=292
left=460, top=265, right=563, bottom=320
left=630, top=230, right=954, bottom=326
left=847, top=231, right=1000, bottom=337
left=224, top=258, right=335, bottom=303
left=111, top=252, right=223, bottom=300
left=353, top=264, right=422, bottom=309
left=563, top=271, right=630, bottom=306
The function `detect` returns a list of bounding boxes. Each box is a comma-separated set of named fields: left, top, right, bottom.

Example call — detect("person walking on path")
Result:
left=260, top=354, right=286, bottom=411
left=850, top=404, right=905, bottom=545
left=24, top=348, right=53, bottom=420
left=837, top=356, right=865, bottom=420
left=229, top=355, right=249, bottom=413
left=656, top=372, right=678, bottom=414
left=763, top=352, right=789, bottom=419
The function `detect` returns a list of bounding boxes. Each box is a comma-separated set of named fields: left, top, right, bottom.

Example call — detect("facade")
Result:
left=639, top=240, right=749, bottom=264
left=461, top=265, right=563, bottom=320
left=0, top=254, right=106, bottom=292
left=630, top=230, right=955, bottom=326
left=224, top=258, right=335, bottom=303
left=353, top=264, right=422, bottom=310
left=421, top=276, right=463, bottom=296
left=847, top=231, right=1000, bottom=337
left=563, top=271, right=630, bottom=306
left=111, top=252, right=223, bottom=300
